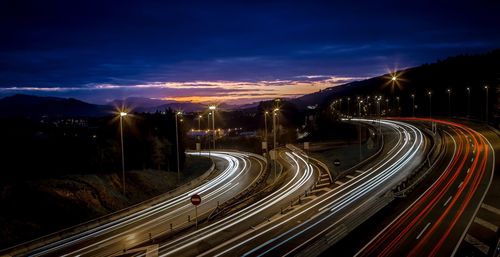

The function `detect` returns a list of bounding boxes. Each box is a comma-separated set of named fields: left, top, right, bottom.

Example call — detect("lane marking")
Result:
left=482, top=203, right=500, bottom=216
left=334, top=181, right=344, bottom=185
left=443, top=196, right=453, bottom=207
left=458, top=181, right=464, bottom=189
left=467, top=168, right=470, bottom=174
left=471, top=157, right=474, bottom=162
left=464, top=234, right=489, bottom=255
left=474, top=217, right=499, bottom=232
left=346, top=175, right=356, bottom=179
left=416, top=222, right=431, bottom=240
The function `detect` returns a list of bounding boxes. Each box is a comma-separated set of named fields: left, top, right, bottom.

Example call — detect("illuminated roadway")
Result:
left=214, top=119, right=427, bottom=256
left=6, top=151, right=266, bottom=257
left=147, top=119, right=426, bottom=257
left=153, top=148, right=319, bottom=257
left=357, top=118, right=495, bottom=257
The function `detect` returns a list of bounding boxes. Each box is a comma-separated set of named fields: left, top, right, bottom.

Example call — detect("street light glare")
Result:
left=120, top=112, right=127, bottom=117
left=209, top=105, right=217, bottom=110
left=177, top=111, right=182, bottom=115
left=392, top=76, right=397, bottom=81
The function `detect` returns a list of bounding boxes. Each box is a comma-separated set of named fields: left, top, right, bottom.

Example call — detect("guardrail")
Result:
left=393, top=129, right=445, bottom=197
left=1, top=155, right=216, bottom=256
left=207, top=152, right=268, bottom=220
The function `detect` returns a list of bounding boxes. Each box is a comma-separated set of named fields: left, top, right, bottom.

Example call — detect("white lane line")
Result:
left=458, top=181, right=464, bottom=189
left=443, top=196, right=453, bottom=207
left=416, top=222, right=431, bottom=240
left=467, top=168, right=470, bottom=174
left=474, top=217, right=499, bottom=232
left=471, top=157, right=474, bottom=162
left=346, top=175, right=356, bottom=179
left=482, top=203, right=500, bottom=215
left=334, top=181, right=344, bottom=185
left=465, top=234, right=489, bottom=255
left=355, top=170, right=364, bottom=174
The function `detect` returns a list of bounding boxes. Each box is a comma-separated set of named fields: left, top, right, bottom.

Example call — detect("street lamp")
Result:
left=411, top=94, right=415, bottom=117
left=447, top=89, right=451, bottom=117
left=347, top=97, right=351, bottom=116
left=119, top=111, right=127, bottom=194
left=209, top=105, right=216, bottom=149
left=175, top=111, right=182, bottom=181
left=198, top=115, right=202, bottom=131
left=466, top=87, right=471, bottom=118
left=273, top=108, right=279, bottom=180
left=484, top=85, right=489, bottom=123
left=428, top=91, right=432, bottom=118
left=264, top=111, right=269, bottom=144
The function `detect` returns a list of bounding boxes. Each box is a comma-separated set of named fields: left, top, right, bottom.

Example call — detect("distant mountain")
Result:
left=109, top=97, right=242, bottom=113
left=0, top=94, right=114, bottom=118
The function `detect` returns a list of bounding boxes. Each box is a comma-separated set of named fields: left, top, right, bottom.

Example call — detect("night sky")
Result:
left=0, top=0, right=499, bottom=104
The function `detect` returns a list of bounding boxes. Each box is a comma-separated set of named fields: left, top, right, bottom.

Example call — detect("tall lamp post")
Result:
left=428, top=91, right=432, bottom=118
left=347, top=97, right=351, bottom=116
left=209, top=105, right=216, bottom=149
left=264, top=111, right=269, bottom=143
left=447, top=89, right=451, bottom=117
left=411, top=94, right=415, bottom=117
left=273, top=108, right=279, bottom=180
left=198, top=115, right=202, bottom=130
left=119, top=112, right=127, bottom=195
left=175, top=111, right=182, bottom=181
left=484, top=85, right=489, bottom=123
left=466, top=87, right=471, bottom=118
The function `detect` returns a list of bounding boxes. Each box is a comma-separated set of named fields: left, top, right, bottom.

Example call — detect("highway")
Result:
left=357, top=118, right=495, bottom=257
left=181, top=119, right=427, bottom=256
left=150, top=148, right=319, bottom=256
left=4, top=151, right=266, bottom=257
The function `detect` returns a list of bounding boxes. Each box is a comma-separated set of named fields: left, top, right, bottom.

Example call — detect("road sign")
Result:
left=191, top=194, right=201, bottom=206
left=304, top=142, right=310, bottom=150
left=333, top=159, right=341, bottom=166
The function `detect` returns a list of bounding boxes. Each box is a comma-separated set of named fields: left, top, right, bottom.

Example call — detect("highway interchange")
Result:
left=1, top=118, right=496, bottom=257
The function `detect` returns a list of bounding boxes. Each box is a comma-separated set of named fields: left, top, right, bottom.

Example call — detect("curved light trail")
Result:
left=357, top=118, right=495, bottom=257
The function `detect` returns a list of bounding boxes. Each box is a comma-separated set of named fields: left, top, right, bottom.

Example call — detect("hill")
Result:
left=0, top=94, right=113, bottom=118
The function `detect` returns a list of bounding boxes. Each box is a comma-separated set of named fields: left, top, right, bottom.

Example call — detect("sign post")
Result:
left=190, top=194, right=201, bottom=229
left=196, top=143, right=201, bottom=156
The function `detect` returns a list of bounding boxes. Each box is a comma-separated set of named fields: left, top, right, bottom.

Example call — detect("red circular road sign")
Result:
left=191, top=194, right=201, bottom=206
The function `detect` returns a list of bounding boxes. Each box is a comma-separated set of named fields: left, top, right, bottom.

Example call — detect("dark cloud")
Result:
left=0, top=0, right=499, bottom=101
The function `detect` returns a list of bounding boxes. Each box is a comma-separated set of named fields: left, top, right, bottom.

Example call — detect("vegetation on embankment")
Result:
left=0, top=155, right=211, bottom=249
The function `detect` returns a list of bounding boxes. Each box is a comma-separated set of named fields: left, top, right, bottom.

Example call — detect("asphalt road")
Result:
left=150, top=148, right=319, bottom=257
left=5, top=151, right=265, bottom=257
left=357, top=118, right=495, bottom=257
left=177, top=118, right=426, bottom=257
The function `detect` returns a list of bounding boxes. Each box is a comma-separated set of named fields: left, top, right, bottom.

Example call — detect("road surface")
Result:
left=357, top=118, right=495, bottom=257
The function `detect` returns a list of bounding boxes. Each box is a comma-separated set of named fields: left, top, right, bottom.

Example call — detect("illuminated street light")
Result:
left=347, top=97, right=351, bottom=116
left=175, top=111, right=182, bottom=181
left=209, top=106, right=216, bottom=149
left=411, top=94, right=415, bottom=117
left=264, top=111, right=269, bottom=144
left=466, top=87, right=471, bottom=118
left=273, top=108, right=280, bottom=180
left=198, top=115, right=202, bottom=130
left=118, top=111, right=127, bottom=194
left=428, top=91, right=432, bottom=118
left=447, top=89, right=451, bottom=117
left=484, top=85, right=489, bottom=123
